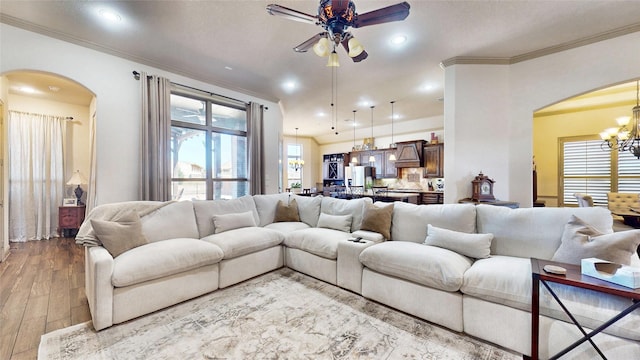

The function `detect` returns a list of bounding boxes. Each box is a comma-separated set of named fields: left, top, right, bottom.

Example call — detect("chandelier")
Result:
left=288, top=128, right=305, bottom=171
left=600, top=80, right=640, bottom=159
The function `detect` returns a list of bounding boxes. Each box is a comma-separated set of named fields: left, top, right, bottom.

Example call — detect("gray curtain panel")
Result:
left=248, top=102, right=265, bottom=195
left=140, top=72, right=172, bottom=201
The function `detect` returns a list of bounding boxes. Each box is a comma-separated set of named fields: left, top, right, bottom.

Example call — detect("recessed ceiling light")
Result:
left=316, top=111, right=327, bottom=117
left=283, top=81, right=297, bottom=93
left=224, top=66, right=233, bottom=70
left=99, top=9, right=122, bottom=22
left=391, top=35, right=407, bottom=45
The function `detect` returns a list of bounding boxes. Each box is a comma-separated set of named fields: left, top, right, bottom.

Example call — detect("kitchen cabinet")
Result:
left=322, top=153, right=347, bottom=184
left=349, top=149, right=396, bottom=179
left=383, top=149, right=397, bottom=178
left=421, top=192, right=444, bottom=204
left=423, top=143, right=444, bottom=178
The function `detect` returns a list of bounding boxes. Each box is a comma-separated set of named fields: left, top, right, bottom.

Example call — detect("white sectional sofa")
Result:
left=78, top=193, right=640, bottom=358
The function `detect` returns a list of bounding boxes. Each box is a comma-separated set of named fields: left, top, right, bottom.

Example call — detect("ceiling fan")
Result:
left=267, top=0, right=410, bottom=65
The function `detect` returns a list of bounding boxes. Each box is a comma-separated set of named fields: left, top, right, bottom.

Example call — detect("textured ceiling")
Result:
left=2, top=1, right=640, bottom=143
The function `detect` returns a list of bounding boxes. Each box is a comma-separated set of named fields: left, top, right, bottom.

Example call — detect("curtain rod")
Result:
left=132, top=70, right=251, bottom=107
left=10, top=110, right=73, bottom=120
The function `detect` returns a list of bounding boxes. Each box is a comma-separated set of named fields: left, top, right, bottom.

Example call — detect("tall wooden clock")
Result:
left=471, top=172, right=495, bottom=201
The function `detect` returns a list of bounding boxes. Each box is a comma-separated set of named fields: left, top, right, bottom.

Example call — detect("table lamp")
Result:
left=67, top=170, right=88, bottom=206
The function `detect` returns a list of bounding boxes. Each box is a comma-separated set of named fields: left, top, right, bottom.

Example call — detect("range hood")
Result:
left=394, top=140, right=425, bottom=168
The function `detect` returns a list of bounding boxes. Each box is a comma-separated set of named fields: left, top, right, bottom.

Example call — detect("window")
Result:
left=560, top=135, right=640, bottom=206
left=170, top=90, right=248, bottom=200
left=287, top=144, right=302, bottom=189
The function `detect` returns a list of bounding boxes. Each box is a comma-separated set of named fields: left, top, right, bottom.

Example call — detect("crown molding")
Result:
left=440, top=57, right=510, bottom=67
left=441, top=22, right=640, bottom=68
left=0, top=14, right=280, bottom=103
left=535, top=99, right=637, bottom=117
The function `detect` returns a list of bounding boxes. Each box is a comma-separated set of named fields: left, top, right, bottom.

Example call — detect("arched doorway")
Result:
left=533, top=79, right=640, bottom=208
left=1, top=70, right=95, bottom=256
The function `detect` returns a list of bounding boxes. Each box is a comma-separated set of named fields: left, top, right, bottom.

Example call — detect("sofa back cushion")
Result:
left=320, top=196, right=372, bottom=232
left=253, top=193, right=322, bottom=227
left=391, top=203, right=477, bottom=243
left=140, top=201, right=199, bottom=242
left=192, top=196, right=259, bottom=238
left=476, top=205, right=613, bottom=259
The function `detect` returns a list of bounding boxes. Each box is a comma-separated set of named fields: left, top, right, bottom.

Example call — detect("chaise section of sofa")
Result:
left=82, top=200, right=224, bottom=330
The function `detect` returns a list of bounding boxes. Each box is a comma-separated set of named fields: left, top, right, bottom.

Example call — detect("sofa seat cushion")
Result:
left=461, top=255, right=640, bottom=341
left=284, top=228, right=353, bottom=259
left=112, top=238, right=223, bottom=287
left=201, top=227, right=284, bottom=260
left=359, top=241, right=473, bottom=292
left=264, top=222, right=311, bottom=233
left=461, top=255, right=531, bottom=310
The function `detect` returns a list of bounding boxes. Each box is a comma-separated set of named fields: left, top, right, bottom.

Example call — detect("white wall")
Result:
left=444, top=31, right=640, bottom=206
left=1, top=24, right=283, bottom=205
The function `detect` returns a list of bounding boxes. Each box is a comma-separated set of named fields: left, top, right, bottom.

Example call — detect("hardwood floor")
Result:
left=0, top=237, right=90, bottom=360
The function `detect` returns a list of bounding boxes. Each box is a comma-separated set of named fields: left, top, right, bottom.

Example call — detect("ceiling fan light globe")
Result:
left=347, top=37, right=364, bottom=57
left=327, top=51, right=340, bottom=67
left=313, top=37, right=330, bottom=57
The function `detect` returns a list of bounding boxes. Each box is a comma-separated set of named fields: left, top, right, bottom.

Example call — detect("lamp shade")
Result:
left=313, top=37, right=330, bottom=57
left=66, top=170, right=88, bottom=186
left=347, top=37, right=364, bottom=58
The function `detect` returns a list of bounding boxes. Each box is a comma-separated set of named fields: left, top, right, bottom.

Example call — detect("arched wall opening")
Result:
left=1, top=70, right=95, bottom=256
left=533, top=79, right=639, bottom=207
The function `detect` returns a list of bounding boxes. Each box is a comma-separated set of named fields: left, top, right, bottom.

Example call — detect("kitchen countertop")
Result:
left=364, top=192, right=421, bottom=198
left=386, top=189, right=444, bottom=194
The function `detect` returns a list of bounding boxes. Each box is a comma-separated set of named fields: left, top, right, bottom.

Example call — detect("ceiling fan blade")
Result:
left=353, top=1, right=410, bottom=28
left=266, top=4, right=318, bottom=25
left=294, top=32, right=327, bottom=53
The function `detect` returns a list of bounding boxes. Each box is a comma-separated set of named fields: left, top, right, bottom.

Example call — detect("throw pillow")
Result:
left=274, top=198, right=301, bottom=222
left=360, top=203, right=393, bottom=240
left=317, top=212, right=352, bottom=232
left=424, top=224, right=493, bottom=259
left=212, top=210, right=257, bottom=234
left=552, top=215, right=640, bottom=265
left=90, top=211, right=149, bottom=258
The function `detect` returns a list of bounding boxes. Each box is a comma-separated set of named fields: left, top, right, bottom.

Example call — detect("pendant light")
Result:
left=351, top=110, right=358, bottom=164
left=288, top=128, right=304, bottom=171
left=389, top=100, right=397, bottom=161
left=368, top=106, right=375, bottom=164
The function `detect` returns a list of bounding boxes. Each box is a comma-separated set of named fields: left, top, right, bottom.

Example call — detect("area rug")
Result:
left=39, top=268, right=519, bottom=359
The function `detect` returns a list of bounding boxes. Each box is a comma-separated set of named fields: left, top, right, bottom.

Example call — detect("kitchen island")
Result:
left=385, top=189, right=444, bottom=205
left=362, top=191, right=420, bottom=204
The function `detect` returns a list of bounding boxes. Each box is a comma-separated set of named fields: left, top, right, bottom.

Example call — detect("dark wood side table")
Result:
left=530, top=258, right=640, bottom=360
left=58, top=205, right=86, bottom=237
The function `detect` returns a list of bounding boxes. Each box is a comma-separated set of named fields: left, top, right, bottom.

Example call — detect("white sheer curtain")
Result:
left=8, top=111, right=66, bottom=242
